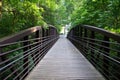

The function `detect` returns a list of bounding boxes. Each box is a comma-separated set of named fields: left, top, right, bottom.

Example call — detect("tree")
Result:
left=70, top=0, right=120, bottom=33
left=0, top=0, right=45, bottom=38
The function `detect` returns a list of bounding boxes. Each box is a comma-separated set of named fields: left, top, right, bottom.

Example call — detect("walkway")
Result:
left=25, top=36, right=105, bottom=80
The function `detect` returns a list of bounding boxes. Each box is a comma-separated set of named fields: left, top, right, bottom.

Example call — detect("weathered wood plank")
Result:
left=25, top=36, right=105, bottom=80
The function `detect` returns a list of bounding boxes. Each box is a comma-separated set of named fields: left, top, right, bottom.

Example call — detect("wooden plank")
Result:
left=25, top=36, right=105, bottom=80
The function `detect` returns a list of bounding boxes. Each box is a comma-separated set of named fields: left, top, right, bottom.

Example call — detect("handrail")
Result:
left=0, top=26, right=42, bottom=45
left=82, top=25, right=120, bottom=43
left=0, top=25, right=59, bottom=80
left=67, top=24, right=120, bottom=80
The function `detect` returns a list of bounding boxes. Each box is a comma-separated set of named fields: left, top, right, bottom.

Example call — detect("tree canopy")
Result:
left=0, top=0, right=120, bottom=38
left=70, top=0, right=120, bottom=33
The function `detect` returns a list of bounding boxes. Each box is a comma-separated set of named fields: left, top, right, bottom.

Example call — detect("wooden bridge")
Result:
left=0, top=25, right=120, bottom=80
left=25, top=36, right=104, bottom=80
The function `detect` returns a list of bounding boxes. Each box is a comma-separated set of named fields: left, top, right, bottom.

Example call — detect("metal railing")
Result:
left=67, top=25, right=120, bottom=80
left=0, top=25, right=59, bottom=80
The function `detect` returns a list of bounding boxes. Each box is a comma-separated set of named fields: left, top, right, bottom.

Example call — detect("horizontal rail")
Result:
left=81, top=25, right=120, bottom=43
left=0, top=26, right=42, bottom=44
left=0, top=25, right=59, bottom=80
left=67, top=24, right=120, bottom=80
left=0, top=35, right=53, bottom=47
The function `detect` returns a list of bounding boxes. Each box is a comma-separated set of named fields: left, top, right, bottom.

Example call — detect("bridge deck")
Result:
left=25, top=36, right=105, bottom=80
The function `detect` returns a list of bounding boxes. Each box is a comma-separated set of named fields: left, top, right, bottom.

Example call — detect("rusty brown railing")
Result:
left=67, top=25, right=120, bottom=80
left=0, top=25, right=59, bottom=80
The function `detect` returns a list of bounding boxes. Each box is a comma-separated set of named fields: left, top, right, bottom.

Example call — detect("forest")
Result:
left=0, top=0, right=120, bottom=38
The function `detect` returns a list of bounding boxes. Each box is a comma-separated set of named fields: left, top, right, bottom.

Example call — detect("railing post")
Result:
left=52, top=29, right=55, bottom=43
left=76, top=26, right=79, bottom=36
left=90, top=31, right=95, bottom=64
left=79, top=27, right=83, bottom=50
left=48, top=28, right=50, bottom=41
left=69, top=30, right=72, bottom=40
left=49, top=27, right=54, bottom=48
left=41, top=27, right=45, bottom=52
left=23, top=36, right=29, bottom=77
left=35, top=30, right=40, bottom=64
left=84, top=29, right=87, bottom=37
left=102, top=36, right=110, bottom=79
left=84, top=28, right=88, bottom=55
left=80, top=27, right=83, bottom=38
left=39, top=28, right=43, bottom=61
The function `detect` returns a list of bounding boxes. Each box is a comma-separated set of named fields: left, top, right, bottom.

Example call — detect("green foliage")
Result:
left=70, top=0, right=120, bottom=34
left=0, top=0, right=62, bottom=38
left=0, top=0, right=46, bottom=38
left=1, top=0, right=120, bottom=38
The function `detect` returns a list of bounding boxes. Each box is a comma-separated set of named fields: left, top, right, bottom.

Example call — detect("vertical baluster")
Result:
left=23, top=36, right=29, bottom=78
left=84, top=29, right=87, bottom=37
left=80, top=27, right=83, bottom=38
left=73, top=27, right=76, bottom=46
left=75, top=26, right=79, bottom=48
left=52, top=29, right=55, bottom=44
left=35, top=30, right=40, bottom=65
left=49, top=27, right=52, bottom=51
left=71, top=30, right=73, bottom=40
left=90, top=31, right=95, bottom=64
left=72, top=28, right=74, bottom=42
left=54, top=29, right=57, bottom=40
left=46, top=28, right=49, bottom=45
left=77, top=26, right=80, bottom=50
left=102, top=36, right=109, bottom=79
left=39, top=28, right=44, bottom=61
left=52, top=28, right=55, bottom=45
left=41, top=27, right=45, bottom=47
left=49, top=27, right=53, bottom=48
left=40, top=28, right=45, bottom=59
left=48, top=27, right=50, bottom=42
left=84, top=28, right=88, bottom=56
left=80, top=27, right=83, bottom=50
